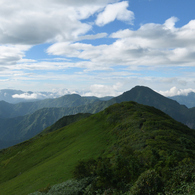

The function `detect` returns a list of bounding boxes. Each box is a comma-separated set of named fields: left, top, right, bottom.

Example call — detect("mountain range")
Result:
left=1, top=85, right=195, bottom=150
left=169, top=92, right=195, bottom=108
left=0, top=88, right=114, bottom=104
left=0, top=100, right=195, bottom=194
left=2, top=87, right=195, bottom=108
left=0, top=94, right=101, bottom=118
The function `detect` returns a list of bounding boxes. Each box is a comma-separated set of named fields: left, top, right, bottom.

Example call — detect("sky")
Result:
left=0, top=0, right=195, bottom=98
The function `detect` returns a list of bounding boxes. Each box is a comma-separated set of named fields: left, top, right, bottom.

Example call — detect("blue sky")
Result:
left=0, top=0, right=195, bottom=98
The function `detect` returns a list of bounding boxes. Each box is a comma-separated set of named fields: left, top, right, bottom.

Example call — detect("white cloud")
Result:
left=12, top=88, right=77, bottom=100
left=0, top=0, right=118, bottom=45
left=95, top=1, right=134, bottom=26
left=0, top=45, right=31, bottom=66
left=111, top=17, right=195, bottom=49
left=77, top=33, right=108, bottom=41
left=48, top=0, right=118, bottom=7
left=0, top=1, right=194, bottom=96
left=83, top=83, right=122, bottom=97
left=0, top=6, right=90, bottom=44
left=47, top=17, right=195, bottom=72
left=159, top=87, right=195, bottom=97
left=0, top=0, right=121, bottom=67
left=12, top=93, right=42, bottom=99
left=164, top=17, right=178, bottom=31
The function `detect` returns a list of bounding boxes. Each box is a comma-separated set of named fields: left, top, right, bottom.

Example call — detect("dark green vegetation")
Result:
left=1, top=101, right=195, bottom=194
left=1, top=85, right=195, bottom=149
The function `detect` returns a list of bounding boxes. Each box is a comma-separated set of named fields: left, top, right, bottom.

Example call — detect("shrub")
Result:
left=130, top=169, right=164, bottom=195
left=47, top=178, right=90, bottom=195
left=165, top=164, right=195, bottom=194
left=29, top=178, right=91, bottom=195
left=73, top=159, right=97, bottom=179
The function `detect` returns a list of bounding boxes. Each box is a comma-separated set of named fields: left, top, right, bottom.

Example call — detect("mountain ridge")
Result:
left=1, top=85, right=195, bottom=149
left=0, top=101, right=195, bottom=194
left=0, top=93, right=101, bottom=118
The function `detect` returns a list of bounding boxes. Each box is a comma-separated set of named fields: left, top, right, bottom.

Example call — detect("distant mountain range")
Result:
left=0, top=89, right=77, bottom=103
left=0, top=88, right=114, bottom=104
left=2, top=88, right=195, bottom=108
left=0, top=89, right=43, bottom=103
left=0, top=94, right=101, bottom=118
left=169, top=92, right=195, bottom=108
left=1, top=85, right=195, bottom=149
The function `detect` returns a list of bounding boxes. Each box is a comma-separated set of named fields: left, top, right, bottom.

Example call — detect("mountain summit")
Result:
left=112, top=86, right=189, bottom=126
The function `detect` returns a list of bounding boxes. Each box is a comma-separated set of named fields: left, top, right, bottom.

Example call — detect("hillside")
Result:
left=0, top=101, right=195, bottom=194
left=40, top=113, right=92, bottom=135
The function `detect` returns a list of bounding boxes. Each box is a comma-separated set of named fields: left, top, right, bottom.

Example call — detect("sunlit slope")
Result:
left=0, top=101, right=195, bottom=195
left=0, top=109, right=114, bottom=194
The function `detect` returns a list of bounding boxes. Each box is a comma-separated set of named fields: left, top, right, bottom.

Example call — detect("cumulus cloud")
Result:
left=159, top=87, right=195, bottom=97
left=95, top=1, right=134, bottom=26
left=0, top=0, right=133, bottom=70
left=0, top=0, right=118, bottom=45
left=47, top=17, right=195, bottom=71
left=0, top=45, right=31, bottom=66
left=164, top=17, right=178, bottom=30
left=83, top=83, right=122, bottom=97
left=0, top=0, right=121, bottom=67
left=0, top=3, right=89, bottom=44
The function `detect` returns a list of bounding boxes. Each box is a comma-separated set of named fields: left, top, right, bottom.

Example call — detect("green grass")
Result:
left=0, top=112, right=114, bottom=195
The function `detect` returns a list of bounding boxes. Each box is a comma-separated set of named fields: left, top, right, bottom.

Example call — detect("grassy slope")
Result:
left=0, top=101, right=195, bottom=194
left=41, top=113, right=92, bottom=135
left=0, top=110, right=113, bottom=195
